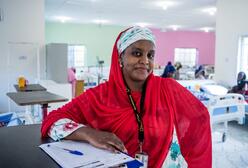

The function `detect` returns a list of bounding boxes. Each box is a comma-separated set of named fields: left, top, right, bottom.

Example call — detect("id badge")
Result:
left=135, top=153, right=148, bottom=168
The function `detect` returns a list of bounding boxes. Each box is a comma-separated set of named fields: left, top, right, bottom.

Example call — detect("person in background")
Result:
left=67, top=67, right=76, bottom=97
left=228, top=72, right=248, bottom=99
left=174, top=62, right=182, bottom=80
left=195, top=65, right=206, bottom=79
left=41, top=26, right=212, bottom=168
left=161, top=61, right=176, bottom=78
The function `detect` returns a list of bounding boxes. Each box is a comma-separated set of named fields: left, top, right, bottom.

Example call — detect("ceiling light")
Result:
left=155, top=1, right=178, bottom=10
left=66, top=0, right=98, bottom=5
left=203, top=28, right=209, bottom=33
left=202, top=7, right=217, bottom=16
left=54, top=16, right=72, bottom=23
left=200, top=27, right=214, bottom=33
left=92, top=19, right=110, bottom=24
left=135, top=22, right=151, bottom=28
left=169, top=25, right=181, bottom=31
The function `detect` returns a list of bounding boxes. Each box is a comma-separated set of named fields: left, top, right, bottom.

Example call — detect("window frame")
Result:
left=68, top=44, right=86, bottom=68
left=237, top=35, right=248, bottom=75
left=174, top=48, right=198, bottom=67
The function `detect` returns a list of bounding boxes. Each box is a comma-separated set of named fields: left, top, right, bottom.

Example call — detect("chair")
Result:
left=0, top=112, right=23, bottom=127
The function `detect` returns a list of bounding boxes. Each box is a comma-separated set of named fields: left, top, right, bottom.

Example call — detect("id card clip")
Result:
left=135, top=153, right=148, bottom=168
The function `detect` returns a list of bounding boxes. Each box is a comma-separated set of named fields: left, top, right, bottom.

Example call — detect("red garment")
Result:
left=41, top=30, right=212, bottom=168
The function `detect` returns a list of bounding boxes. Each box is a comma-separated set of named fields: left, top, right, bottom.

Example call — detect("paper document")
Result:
left=39, top=140, right=143, bottom=168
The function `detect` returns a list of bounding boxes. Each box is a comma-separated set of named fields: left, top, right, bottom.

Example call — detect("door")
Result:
left=7, top=42, right=39, bottom=112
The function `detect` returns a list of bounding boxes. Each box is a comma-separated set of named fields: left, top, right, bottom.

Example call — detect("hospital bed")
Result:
left=206, top=93, right=246, bottom=142
left=177, top=80, right=246, bottom=142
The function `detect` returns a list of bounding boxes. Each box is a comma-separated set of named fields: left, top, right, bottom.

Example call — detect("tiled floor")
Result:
left=212, top=121, right=248, bottom=168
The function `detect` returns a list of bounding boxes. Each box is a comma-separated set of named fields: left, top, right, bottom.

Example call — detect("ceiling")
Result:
left=45, top=0, right=217, bottom=32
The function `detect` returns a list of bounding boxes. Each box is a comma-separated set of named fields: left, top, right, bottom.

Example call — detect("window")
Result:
left=238, top=36, right=248, bottom=75
left=174, top=48, right=198, bottom=67
left=68, top=45, right=86, bottom=68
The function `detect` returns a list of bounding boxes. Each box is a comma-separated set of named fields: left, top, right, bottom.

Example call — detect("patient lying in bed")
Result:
left=228, top=73, right=248, bottom=102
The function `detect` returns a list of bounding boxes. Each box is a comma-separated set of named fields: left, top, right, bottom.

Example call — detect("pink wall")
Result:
left=151, top=29, right=215, bottom=66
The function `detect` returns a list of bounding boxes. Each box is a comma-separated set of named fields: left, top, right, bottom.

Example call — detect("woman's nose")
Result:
left=139, top=55, right=149, bottom=64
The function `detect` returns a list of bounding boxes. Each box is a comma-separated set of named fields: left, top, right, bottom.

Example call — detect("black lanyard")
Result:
left=125, top=81, right=147, bottom=152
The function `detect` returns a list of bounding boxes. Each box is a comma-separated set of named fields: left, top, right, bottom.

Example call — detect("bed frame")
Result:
left=207, top=93, right=246, bottom=142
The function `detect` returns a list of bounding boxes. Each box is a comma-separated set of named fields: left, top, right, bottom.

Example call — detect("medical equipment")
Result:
left=207, top=93, right=246, bottom=142
left=177, top=80, right=246, bottom=142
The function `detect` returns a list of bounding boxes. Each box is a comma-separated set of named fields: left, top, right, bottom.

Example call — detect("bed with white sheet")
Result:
left=177, top=80, right=247, bottom=142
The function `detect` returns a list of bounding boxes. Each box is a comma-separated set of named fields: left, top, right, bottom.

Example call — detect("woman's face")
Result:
left=120, top=40, right=155, bottom=83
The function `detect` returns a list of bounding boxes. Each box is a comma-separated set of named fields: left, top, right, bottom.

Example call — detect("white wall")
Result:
left=215, top=0, right=248, bottom=86
left=0, top=0, right=45, bottom=112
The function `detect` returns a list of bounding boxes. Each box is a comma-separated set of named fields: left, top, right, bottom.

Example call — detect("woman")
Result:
left=195, top=65, right=206, bottom=79
left=41, top=27, right=212, bottom=168
left=67, top=67, right=76, bottom=97
left=174, top=62, right=182, bottom=80
left=161, top=61, right=176, bottom=78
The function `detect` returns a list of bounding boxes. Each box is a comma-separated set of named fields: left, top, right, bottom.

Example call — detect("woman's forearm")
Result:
left=64, top=126, right=94, bottom=142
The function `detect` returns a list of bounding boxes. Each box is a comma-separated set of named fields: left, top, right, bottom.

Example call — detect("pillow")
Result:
left=201, top=84, right=228, bottom=96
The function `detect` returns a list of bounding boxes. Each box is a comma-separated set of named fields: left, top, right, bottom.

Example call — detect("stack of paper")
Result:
left=39, top=140, right=143, bottom=168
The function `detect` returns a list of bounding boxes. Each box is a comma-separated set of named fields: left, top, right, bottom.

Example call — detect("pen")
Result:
left=73, top=161, right=102, bottom=168
left=47, top=144, right=83, bottom=156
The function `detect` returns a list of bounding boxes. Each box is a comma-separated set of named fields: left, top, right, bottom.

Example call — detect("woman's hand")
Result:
left=65, top=127, right=127, bottom=153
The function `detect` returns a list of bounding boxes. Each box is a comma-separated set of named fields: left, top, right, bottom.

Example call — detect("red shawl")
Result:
left=41, top=30, right=212, bottom=168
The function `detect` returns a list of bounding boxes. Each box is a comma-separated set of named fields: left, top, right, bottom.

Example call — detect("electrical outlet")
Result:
left=0, top=8, right=3, bottom=22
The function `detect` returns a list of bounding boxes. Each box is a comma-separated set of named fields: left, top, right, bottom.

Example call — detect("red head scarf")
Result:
left=41, top=27, right=212, bottom=168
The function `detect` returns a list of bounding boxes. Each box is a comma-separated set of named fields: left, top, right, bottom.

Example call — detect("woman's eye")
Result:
left=132, top=51, right=142, bottom=57
left=147, top=53, right=154, bottom=60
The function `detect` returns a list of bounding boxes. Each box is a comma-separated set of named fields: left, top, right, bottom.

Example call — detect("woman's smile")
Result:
left=134, top=67, right=149, bottom=73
